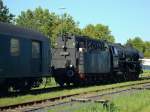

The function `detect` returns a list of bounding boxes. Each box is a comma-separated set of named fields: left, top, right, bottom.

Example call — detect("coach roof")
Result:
left=0, top=22, right=48, bottom=41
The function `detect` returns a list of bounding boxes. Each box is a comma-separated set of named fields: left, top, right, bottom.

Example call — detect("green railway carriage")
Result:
left=0, top=22, right=51, bottom=91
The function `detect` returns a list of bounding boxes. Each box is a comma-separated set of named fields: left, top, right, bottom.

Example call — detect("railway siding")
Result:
left=1, top=78, right=150, bottom=111
left=28, top=81, right=150, bottom=112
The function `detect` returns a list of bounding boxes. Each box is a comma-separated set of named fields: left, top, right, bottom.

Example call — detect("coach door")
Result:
left=31, top=41, right=42, bottom=74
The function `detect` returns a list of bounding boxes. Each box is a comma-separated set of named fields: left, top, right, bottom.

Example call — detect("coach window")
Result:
left=10, top=38, right=20, bottom=56
left=32, top=41, right=40, bottom=59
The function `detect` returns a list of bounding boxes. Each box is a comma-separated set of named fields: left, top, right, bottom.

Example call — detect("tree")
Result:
left=144, top=41, right=150, bottom=58
left=16, top=7, right=58, bottom=42
left=16, top=7, right=80, bottom=46
left=82, top=24, right=115, bottom=42
left=0, top=0, right=14, bottom=23
left=126, top=37, right=150, bottom=58
left=51, top=13, right=82, bottom=40
left=126, top=37, right=144, bottom=52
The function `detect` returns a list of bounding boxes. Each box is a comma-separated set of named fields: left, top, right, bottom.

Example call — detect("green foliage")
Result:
left=0, top=0, right=14, bottom=23
left=126, top=37, right=150, bottom=58
left=16, top=8, right=115, bottom=45
left=126, top=37, right=144, bottom=52
left=16, top=7, right=59, bottom=44
left=16, top=7, right=81, bottom=46
left=51, top=13, right=82, bottom=44
left=82, top=24, right=115, bottom=42
left=144, top=41, right=150, bottom=57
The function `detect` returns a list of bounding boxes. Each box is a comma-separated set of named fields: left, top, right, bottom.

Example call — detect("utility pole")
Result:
left=59, top=7, right=67, bottom=51
left=59, top=7, right=66, bottom=39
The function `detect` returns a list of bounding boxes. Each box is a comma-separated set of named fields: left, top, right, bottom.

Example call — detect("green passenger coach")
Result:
left=0, top=22, right=51, bottom=91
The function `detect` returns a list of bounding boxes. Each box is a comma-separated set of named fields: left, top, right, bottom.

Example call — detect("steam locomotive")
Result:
left=52, top=35, right=143, bottom=86
left=0, top=22, right=143, bottom=91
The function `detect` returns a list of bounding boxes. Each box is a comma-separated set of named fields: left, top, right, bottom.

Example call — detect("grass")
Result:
left=112, top=90, right=150, bottom=112
left=72, top=103, right=107, bottom=112
left=48, top=90, right=150, bottom=112
left=48, top=102, right=107, bottom=112
left=0, top=71, right=150, bottom=106
left=140, top=70, right=150, bottom=77
left=35, top=77, right=57, bottom=89
left=0, top=78, right=150, bottom=107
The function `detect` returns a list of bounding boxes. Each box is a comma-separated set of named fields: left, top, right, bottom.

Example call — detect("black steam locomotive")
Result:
left=52, top=35, right=143, bottom=86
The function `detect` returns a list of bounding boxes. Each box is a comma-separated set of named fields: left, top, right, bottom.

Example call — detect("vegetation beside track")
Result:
left=141, top=70, right=150, bottom=77
left=0, top=78, right=150, bottom=107
left=61, top=90, right=150, bottom=112
left=36, top=77, right=57, bottom=89
left=48, top=102, right=105, bottom=112
left=112, top=90, right=150, bottom=112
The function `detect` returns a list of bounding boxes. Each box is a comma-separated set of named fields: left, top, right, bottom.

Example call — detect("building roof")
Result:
left=0, top=22, right=48, bottom=41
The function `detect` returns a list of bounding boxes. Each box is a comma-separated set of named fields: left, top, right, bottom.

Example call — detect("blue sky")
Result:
left=3, top=0, right=150, bottom=43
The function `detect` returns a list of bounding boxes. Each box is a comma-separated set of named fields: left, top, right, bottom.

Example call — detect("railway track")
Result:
left=30, top=82, right=150, bottom=112
left=1, top=76, right=149, bottom=98
left=1, top=78, right=150, bottom=112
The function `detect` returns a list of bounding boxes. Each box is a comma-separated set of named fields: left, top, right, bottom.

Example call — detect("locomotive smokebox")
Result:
left=125, top=46, right=140, bottom=61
